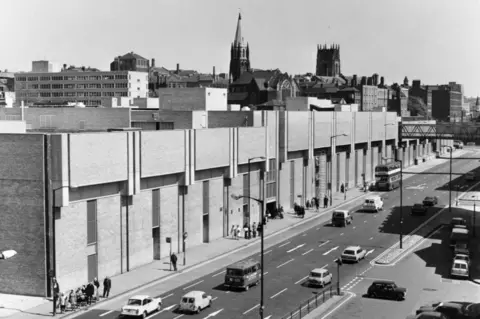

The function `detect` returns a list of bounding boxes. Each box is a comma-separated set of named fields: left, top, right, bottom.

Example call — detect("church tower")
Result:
left=315, top=44, right=341, bottom=77
left=229, top=13, right=250, bottom=82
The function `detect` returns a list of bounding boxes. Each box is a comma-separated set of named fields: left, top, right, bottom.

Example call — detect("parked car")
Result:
left=414, top=312, right=448, bottom=319
left=341, top=245, right=367, bottom=263
left=307, top=268, right=333, bottom=288
left=454, top=253, right=471, bottom=266
left=120, top=295, right=162, bottom=318
left=454, top=140, right=464, bottom=149
left=466, top=171, right=476, bottom=181
left=179, top=291, right=212, bottom=314
left=451, top=260, right=469, bottom=279
left=411, top=203, right=428, bottom=215
left=454, top=242, right=470, bottom=256
left=465, top=303, right=480, bottom=318
left=416, top=301, right=468, bottom=318
left=366, top=280, right=407, bottom=301
left=450, top=217, right=467, bottom=230
left=423, top=196, right=438, bottom=206
left=331, top=210, right=353, bottom=227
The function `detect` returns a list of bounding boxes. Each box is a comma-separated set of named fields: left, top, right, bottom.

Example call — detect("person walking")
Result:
left=315, top=197, right=320, bottom=211
left=323, top=195, right=329, bottom=208
left=171, top=252, right=178, bottom=271
left=235, top=225, right=241, bottom=240
left=52, top=277, right=60, bottom=315
left=103, top=277, right=111, bottom=298
left=252, top=222, right=257, bottom=238
left=230, top=225, right=236, bottom=239
left=85, top=282, right=94, bottom=305
left=243, top=223, right=249, bottom=239
left=93, top=277, right=100, bottom=301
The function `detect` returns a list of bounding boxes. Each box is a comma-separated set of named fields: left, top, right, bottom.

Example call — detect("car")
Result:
left=454, top=242, right=470, bottom=256
left=307, top=268, right=333, bottom=288
left=451, top=260, right=469, bottom=279
left=416, top=301, right=469, bottom=318
left=450, top=217, right=467, bottom=230
left=341, top=245, right=367, bottom=263
left=179, top=291, right=212, bottom=314
left=465, top=303, right=480, bottom=317
left=367, top=280, right=407, bottom=301
left=466, top=172, right=476, bottom=181
left=331, top=210, right=353, bottom=227
left=362, top=196, right=384, bottom=212
left=411, top=203, right=427, bottom=215
left=454, top=253, right=471, bottom=266
left=414, top=312, right=448, bottom=319
left=423, top=196, right=438, bottom=206
left=454, top=140, right=464, bottom=149
left=120, top=295, right=162, bottom=318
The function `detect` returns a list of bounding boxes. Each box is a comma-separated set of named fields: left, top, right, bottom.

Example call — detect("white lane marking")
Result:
left=183, top=280, right=204, bottom=290
left=318, top=291, right=356, bottom=319
left=270, top=288, right=288, bottom=299
left=277, top=259, right=294, bottom=268
left=319, top=240, right=330, bottom=248
left=243, top=304, right=260, bottom=315
left=303, top=233, right=307, bottom=236
left=161, top=293, right=174, bottom=299
left=287, top=244, right=305, bottom=253
left=321, top=264, right=328, bottom=269
left=316, top=227, right=321, bottom=230
left=295, top=275, right=309, bottom=284
left=302, top=249, right=314, bottom=256
left=369, top=237, right=373, bottom=240
left=226, top=291, right=231, bottom=294
left=365, top=249, right=375, bottom=257
left=323, top=246, right=339, bottom=256
left=173, top=315, right=184, bottom=319
left=212, top=297, right=218, bottom=301
left=156, top=305, right=176, bottom=314
left=99, top=310, right=114, bottom=317
left=264, top=272, right=269, bottom=276
left=264, top=250, right=272, bottom=255
left=203, top=309, right=223, bottom=318
left=352, top=226, right=356, bottom=229
left=340, top=233, right=344, bottom=236
left=279, top=242, right=290, bottom=248
left=212, top=270, right=225, bottom=277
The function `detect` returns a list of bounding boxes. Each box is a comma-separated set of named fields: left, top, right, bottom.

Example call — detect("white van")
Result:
left=362, top=196, right=384, bottom=212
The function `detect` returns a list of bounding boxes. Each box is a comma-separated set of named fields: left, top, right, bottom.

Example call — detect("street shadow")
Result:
left=0, top=306, right=66, bottom=317
left=435, top=165, right=480, bottom=192
left=212, top=283, right=244, bottom=293
left=377, top=205, right=444, bottom=236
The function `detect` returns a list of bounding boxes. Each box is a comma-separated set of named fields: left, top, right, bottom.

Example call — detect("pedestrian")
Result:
left=257, top=222, right=262, bottom=237
left=52, top=277, right=60, bottom=315
left=247, top=224, right=252, bottom=239
left=171, top=252, right=178, bottom=271
left=323, top=195, right=329, bottom=208
left=243, top=223, right=249, bottom=239
left=315, top=198, right=319, bottom=211
left=235, top=225, right=241, bottom=240
left=93, top=277, right=100, bottom=301
left=85, top=282, right=94, bottom=305
left=306, top=199, right=311, bottom=209
left=70, top=289, right=77, bottom=310
left=103, top=277, right=111, bottom=298
left=252, top=222, right=257, bottom=238
left=263, top=215, right=267, bottom=227
left=230, top=225, right=235, bottom=238
left=59, top=292, right=66, bottom=313
left=341, top=183, right=345, bottom=193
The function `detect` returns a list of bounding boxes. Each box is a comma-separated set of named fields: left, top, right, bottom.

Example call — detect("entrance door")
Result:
left=152, top=227, right=160, bottom=260
left=203, top=214, right=209, bottom=243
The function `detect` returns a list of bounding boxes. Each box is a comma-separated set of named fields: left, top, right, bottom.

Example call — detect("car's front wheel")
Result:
left=142, top=311, right=147, bottom=318
left=157, top=303, right=162, bottom=312
left=396, top=293, right=404, bottom=301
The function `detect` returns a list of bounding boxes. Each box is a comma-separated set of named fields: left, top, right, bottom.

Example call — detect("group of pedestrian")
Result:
left=52, top=276, right=112, bottom=315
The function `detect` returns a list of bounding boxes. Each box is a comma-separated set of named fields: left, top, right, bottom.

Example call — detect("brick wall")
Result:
left=97, top=195, right=122, bottom=279
left=279, top=162, right=291, bottom=210
left=160, top=185, right=179, bottom=258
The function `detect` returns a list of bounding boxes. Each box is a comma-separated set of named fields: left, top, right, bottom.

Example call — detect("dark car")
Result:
left=465, top=303, right=480, bottom=318
left=423, top=196, right=439, bottom=206
left=450, top=217, right=468, bottom=230
left=367, top=280, right=406, bottom=301
left=411, top=204, right=427, bottom=215
left=415, top=312, right=448, bottom=319
left=416, top=302, right=468, bottom=318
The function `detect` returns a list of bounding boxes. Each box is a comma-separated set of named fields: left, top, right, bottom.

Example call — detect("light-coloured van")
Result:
left=450, top=228, right=469, bottom=248
left=331, top=210, right=353, bottom=227
left=362, top=196, right=384, bottom=212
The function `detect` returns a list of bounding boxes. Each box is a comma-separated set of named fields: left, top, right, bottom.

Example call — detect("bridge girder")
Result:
left=400, top=123, right=480, bottom=141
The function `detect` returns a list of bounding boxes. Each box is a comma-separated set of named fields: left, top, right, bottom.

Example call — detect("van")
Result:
left=450, top=228, right=469, bottom=248
left=331, top=210, right=353, bottom=227
left=362, top=196, right=384, bottom=212
left=224, top=259, right=261, bottom=291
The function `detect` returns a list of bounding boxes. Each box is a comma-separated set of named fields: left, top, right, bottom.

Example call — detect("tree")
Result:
left=407, top=95, right=428, bottom=117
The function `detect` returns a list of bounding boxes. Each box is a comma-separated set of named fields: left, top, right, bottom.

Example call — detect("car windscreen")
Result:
left=310, top=272, right=322, bottom=277
left=454, top=263, right=467, bottom=269
left=127, top=299, right=142, bottom=306
left=344, top=250, right=355, bottom=255
left=226, top=268, right=244, bottom=276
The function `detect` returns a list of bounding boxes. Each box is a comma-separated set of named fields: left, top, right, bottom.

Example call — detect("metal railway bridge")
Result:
left=401, top=122, right=480, bottom=141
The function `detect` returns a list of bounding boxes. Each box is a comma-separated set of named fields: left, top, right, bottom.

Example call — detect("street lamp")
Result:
left=248, top=156, right=266, bottom=225
left=383, top=157, right=404, bottom=249
left=231, top=157, right=266, bottom=319
left=0, top=250, right=17, bottom=260
left=442, top=145, right=453, bottom=213
left=330, top=134, right=348, bottom=206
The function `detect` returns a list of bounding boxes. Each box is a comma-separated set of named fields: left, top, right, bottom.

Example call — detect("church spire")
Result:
left=234, top=12, right=242, bottom=45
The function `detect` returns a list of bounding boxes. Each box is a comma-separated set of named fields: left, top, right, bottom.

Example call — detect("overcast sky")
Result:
left=2, top=0, right=479, bottom=96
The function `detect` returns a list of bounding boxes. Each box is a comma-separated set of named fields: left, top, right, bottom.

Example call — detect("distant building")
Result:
left=360, top=85, right=378, bottom=111
left=388, top=85, right=409, bottom=116
left=432, top=85, right=463, bottom=122
left=14, top=70, right=148, bottom=107
left=110, top=52, right=150, bottom=72
left=316, top=44, right=341, bottom=77
left=0, top=72, right=15, bottom=92
left=336, top=87, right=361, bottom=105
left=32, top=60, right=61, bottom=73
left=156, top=87, right=227, bottom=112
left=229, top=13, right=251, bottom=82
left=409, top=80, right=432, bottom=117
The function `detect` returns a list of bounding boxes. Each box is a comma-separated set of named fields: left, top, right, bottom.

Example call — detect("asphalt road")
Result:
left=75, top=150, right=480, bottom=319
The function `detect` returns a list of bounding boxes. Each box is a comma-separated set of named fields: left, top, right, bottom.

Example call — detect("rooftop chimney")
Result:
left=176, top=63, right=180, bottom=73
left=352, top=74, right=357, bottom=87
left=151, top=58, right=155, bottom=67
left=63, top=63, right=67, bottom=70
left=380, top=76, right=385, bottom=87
left=213, top=66, right=216, bottom=81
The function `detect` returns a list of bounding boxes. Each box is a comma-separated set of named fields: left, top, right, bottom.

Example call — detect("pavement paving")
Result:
left=2, top=148, right=478, bottom=319
left=328, top=224, right=480, bottom=319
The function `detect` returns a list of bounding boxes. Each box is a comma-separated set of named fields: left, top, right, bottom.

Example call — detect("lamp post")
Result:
left=383, top=157, right=403, bottom=249
left=330, top=134, right=348, bottom=206
left=442, top=145, right=453, bottom=213
left=248, top=156, right=266, bottom=225
left=334, top=257, right=343, bottom=295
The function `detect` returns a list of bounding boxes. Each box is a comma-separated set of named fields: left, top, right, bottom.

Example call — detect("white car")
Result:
left=454, top=253, right=471, bottom=266
left=451, top=260, right=469, bottom=278
left=120, top=295, right=162, bottom=318
left=179, top=291, right=212, bottom=314
left=362, top=196, right=384, bottom=212
left=341, top=245, right=367, bottom=263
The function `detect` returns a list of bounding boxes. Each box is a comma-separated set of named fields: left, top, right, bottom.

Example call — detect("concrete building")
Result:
left=32, top=60, right=61, bottom=73
left=110, top=52, right=150, bottom=72
left=432, top=86, right=463, bottom=121
left=409, top=80, right=432, bottom=117
left=156, top=88, right=228, bottom=111
left=0, top=72, right=15, bottom=92
left=0, top=107, right=451, bottom=297
left=360, top=85, right=378, bottom=111
left=14, top=71, right=148, bottom=107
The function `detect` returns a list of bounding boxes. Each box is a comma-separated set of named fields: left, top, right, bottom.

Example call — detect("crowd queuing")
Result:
left=51, top=276, right=112, bottom=315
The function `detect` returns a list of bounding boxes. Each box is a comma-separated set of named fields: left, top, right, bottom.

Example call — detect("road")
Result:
left=75, top=150, right=480, bottom=319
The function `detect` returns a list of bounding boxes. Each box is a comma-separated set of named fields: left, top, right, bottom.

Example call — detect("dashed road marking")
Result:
left=303, top=233, right=307, bottom=236
left=161, top=293, right=174, bottom=299
left=319, top=240, right=330, bottom=248
left=369, top=237, right=373, bottom=240
left=264, top=250, right=272, bottom=255
left=342, top=277, right=364, bottom=291
left=183, top=280, right=204, bottom=290
left=340, top=233, right=344, bottom=236
left=279, top=242, right=290, bottom=248
left=352, top=226, right=356, bottom=229
left=212, top=271, right=226, bottom=277
left=173, top=315, right=184, bottom=319
left=302, top=249, right=314, bottom=256
left=100, top=310, right=114, bottom=317
left=270, top=288, right=288, bottom=299
left=277, top=259, right=294, bottom=268
left=295, top=275, right=309, bottom=285
left=243, top=304, right=259, bottom=315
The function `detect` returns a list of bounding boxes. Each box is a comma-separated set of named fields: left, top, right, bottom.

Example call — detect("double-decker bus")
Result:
left=375, top=161, right=401, bottom=191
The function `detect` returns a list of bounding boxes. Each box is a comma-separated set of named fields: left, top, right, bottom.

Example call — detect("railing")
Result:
left=281, top=285, right=337, bottom=319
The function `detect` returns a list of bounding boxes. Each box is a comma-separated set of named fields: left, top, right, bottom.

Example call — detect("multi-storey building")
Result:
left=110, top=52, right=150, bottom=72
left=360, top=85, right=378, bottom=111
left=0, top=72, right=15, bottom=92
left=14, top=71, right=148, bottom=107
left=432, top=85, right=463, bottom=121
left=409, top=80, right=432, bottom=117
left=32, top=60, right=61, bottom=73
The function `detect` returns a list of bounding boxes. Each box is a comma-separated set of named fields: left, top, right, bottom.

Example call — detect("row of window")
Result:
left=17, top=91, right=129, bottom=98
left=16, top=74, right=140, bottom=82
left=26, top=83, right=138, bottom=90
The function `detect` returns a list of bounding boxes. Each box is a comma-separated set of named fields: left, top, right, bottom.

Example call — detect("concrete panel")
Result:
left=160, top=185, right=179, bottom=258
left=317, top=154, right=327, bottom=199
left=294, top=159, right=304, bottom=203
left=69, top=133, right=128, bottom=187
left=354, top=113, right=369, bottom=143
left=141, top=131, right=185, bottom=177
left=266, top=112, right=278, bottom=159
left=195, top=129, right=229, bottom=170
left=97, top=195, right=122, bottom=279
left=238, top=127, right=266, bottom=164
left=228, top=175, right=244, bottom=231
left=386, top=112, right=398, bottom=140
left=314, top=113, right=333, bottom=148
left=208, top=178, right=224, bottom=241
left=279, top=161, right=291, bottom=210
left=365, top=149, right=372, bottom=182
left=287, top=112, right=309, bottom=152
left=128, top=191, right=153, bottom=269
left=410, top=145, right=415, bottom=165
left=208, top=111, right=254, bottom=128
left=356, top=149, right=364, bottom=186
left=305, top=160, right=314, bottom=201
left=338, top=152, right=347, bottom=189
left=248, top=171, right=261, bottom=225
left=186, top=182, right=203, bottom=248
left=371, top=113, right=385, bottom=141
left=55, top=201, right=88, bottom=293
left=372, top=147, right=379, bottom=174
left=347, top=152, right=355, bottom=188
left=335, top=113, right=352, bottom=146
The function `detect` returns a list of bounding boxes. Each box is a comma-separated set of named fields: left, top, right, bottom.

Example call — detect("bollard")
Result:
left=299, top=305, right=302, bottom=317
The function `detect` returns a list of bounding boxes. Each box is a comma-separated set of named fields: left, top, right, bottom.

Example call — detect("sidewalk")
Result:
left=0, top=149, right=468, bottom=318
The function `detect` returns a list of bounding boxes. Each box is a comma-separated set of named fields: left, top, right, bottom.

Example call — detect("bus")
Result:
left=375, top=161, right=401, bottom=191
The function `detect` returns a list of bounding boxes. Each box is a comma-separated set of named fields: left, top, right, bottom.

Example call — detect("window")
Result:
left=87, top=254, right=98, bottom=282
left=87, top=200, right=97, bottom=245
left=88, top=83, right=101, bottom=89
left=89, top=92, right=101, bottom=97
left=16, top=76, right=27, bottom=81
left=28, top=92, right=38, bottom=97
left=89, top=75, right=100, bottom=81
left=77, top=92, right=87, bottom=97
left=52, top=76, right=64, bottom=81
left=76, top=76, right=87, bottom=81
left=52, top=92, right=63, bottom=97
left=40, top=92, right=51, bottom=97
left=52, top=84, right=63, bottom=89
left=65, top=92, right=76, bottom=97
left=103, top=92, right=114, bottom=97
left=91, top=100, right=101, bottom=106
left=64, top=76, right=76, bottom=81
left=115, top=83, right=127, bottom=88
left=40, top=76, right=51, bottom=81
left=103, top=75, right=114, bottom=80
left=158, top=122, right=174, bottom=130
left=115, top=74, right=127, bottom=80
left=40, top=84, right=50, bottom=89
left=77, top=84, right=86, bottom=89
left=29, top=84, right=38, bottom=89
left=27, top=76, right=38, bottom=81
left=102, top=83, right=114, bottom=89
left=64, top=84, right=75, bottom=89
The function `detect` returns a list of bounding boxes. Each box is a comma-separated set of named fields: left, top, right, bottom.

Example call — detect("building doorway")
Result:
left=152, top=227, right=160, bottom=260
left=203, top=214, right=209, bottom=243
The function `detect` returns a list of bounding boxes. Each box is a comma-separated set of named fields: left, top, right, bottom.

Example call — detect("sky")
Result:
left=1, top=0, right=479, bottom=96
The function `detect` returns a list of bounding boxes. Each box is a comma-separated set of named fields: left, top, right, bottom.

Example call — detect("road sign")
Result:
left=48, top=269, right=54, bottom=277
left=183, top=232, right=188, bottom=239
